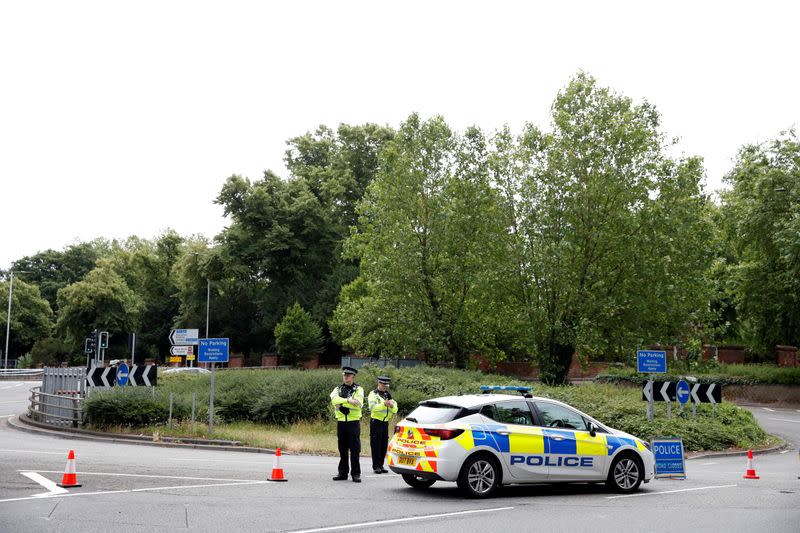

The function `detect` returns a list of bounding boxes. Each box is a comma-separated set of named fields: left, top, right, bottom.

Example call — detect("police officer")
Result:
left=368, top=376, right=398, bottom=474
left=330, top=366, right=364, bottom=482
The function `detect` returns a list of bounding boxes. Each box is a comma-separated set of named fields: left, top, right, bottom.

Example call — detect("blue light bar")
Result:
left=480, top=385, right=532, bottom=392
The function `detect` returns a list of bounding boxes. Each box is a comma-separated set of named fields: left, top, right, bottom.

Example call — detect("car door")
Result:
left=480, top=400, right=548, bottom=481
left=532, top=401, right=608, bottom=481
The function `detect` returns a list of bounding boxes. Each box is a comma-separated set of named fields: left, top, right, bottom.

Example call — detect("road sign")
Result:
left=186, top=354, right=195, bottom=361
left=129, top=365, right=157, bottom=386
left=652, top=438, right=686, bottom=479
left=87, top=366, right=116, bottom=387
left=689, top=383, right=721, bottom=404
left=637, top=350, right=667, bottom=373
left=198, top=338, right=229, bottom=363
left=116, top=363, right=129, bottom=386
left=169, top=329, right=199, bottom=346
left=169, top=356, right=183, bottom=363
left=641, top=381, right=676, bottom=402
left=170, top=345, right=193, bottom=356
left=676, top=380, right=690, bottom=404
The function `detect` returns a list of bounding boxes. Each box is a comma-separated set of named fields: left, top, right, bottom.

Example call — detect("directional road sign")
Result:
left=641, top=381, right=675, bottom=402
left=129, top=365, right=156, bottom=386
left=637, top=350, right=667, bottom=373
left=652, top=438, right=686, bottom=479
left=87, top=366, right=116, bottom=387
left=675, top=380, right=690, bottom=405
left=169, top=329, right=199, bottom=346
left=170, top=345, right=193, bottom=356
left=116, top=363, right=129, bottom=387
left=690, top=383, right=721, bottom=404
left=198, top=338, right=229, bottom=363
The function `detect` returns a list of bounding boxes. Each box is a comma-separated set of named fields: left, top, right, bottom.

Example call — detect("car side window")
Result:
left=479, top=404, right=496, bottom=420
left=492, top=400, right=536, bottom=426
left=534, top=402, right=589, bottom=431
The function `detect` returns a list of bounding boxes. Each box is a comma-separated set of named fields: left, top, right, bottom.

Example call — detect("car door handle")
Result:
left=551, top=436, right=565, bottom=441
left=497, top=431, right=510, bottom=436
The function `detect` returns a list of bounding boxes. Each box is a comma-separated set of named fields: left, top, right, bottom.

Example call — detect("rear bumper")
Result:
left=389, top=467, right=445, bottom=481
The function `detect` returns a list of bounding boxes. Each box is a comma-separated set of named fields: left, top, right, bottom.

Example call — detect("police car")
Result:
left=387, top=386, right=655, bottom=498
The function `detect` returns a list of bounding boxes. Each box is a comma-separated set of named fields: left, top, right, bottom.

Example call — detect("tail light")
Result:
left=394, top=426, right=404, bottom=434
left=423, top=428, right=464, bottom=440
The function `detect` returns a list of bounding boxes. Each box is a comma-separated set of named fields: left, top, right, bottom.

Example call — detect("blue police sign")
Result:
left=676, top=380, right=690, bottom=405
left=116, top=363, right=129, bottom=387
left=637, top=350, right=667, bottom=373
left=652, top=438, right=686, bottom=479
left=198, top=338, right=229, bottom=363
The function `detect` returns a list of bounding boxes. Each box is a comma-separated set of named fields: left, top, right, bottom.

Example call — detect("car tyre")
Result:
left=606, top=453, right=643, bottom=493
left=401, top=473, right=436, bottom=489
left=457, top=454, right=501, bottom=498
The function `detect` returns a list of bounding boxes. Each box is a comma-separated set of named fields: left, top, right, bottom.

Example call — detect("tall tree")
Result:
left=719, top=130, right=800, bottom=355
left=55, top=261, right=143, bottom=350
left=332, top=114, right=511, bottom=367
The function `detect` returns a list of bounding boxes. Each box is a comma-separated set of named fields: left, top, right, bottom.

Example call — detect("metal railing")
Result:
left=28, top=385, right=84, bottom=427
left=0, top=368, right=44, bottom=379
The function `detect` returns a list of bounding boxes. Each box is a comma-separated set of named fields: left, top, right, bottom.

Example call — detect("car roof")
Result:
left=422, top=393, right=566, bottom=409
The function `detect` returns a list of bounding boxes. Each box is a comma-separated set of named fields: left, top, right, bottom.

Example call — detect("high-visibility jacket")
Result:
left=368, top=389, right=398, bottom=422
left=330, top=384, right=364, bottom=422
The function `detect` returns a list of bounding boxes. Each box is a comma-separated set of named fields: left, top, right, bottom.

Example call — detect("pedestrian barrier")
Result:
left=742, top=449, right=760, bottom=479
left=57, top=450, right=81, bottom=488
left=269, top=448, right=288, bottom=482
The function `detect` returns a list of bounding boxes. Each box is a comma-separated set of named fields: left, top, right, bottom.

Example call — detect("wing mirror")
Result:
left=588, top=421, right=597, bottom=437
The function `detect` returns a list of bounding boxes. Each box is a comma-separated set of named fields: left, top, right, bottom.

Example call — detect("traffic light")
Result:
left=84, top=338, right=93, bottom=353
left=99, top=331, right=109, bottom=349
left=88, top=330, right=98, bottom=351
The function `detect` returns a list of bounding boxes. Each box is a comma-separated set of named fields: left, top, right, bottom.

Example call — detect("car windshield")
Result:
left=406, top=402, right=463, bottom=424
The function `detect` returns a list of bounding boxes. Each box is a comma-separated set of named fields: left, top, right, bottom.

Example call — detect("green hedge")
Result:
left=83, top=365, right=771, bottom=451
left=597, top=362, right=800, bottom=386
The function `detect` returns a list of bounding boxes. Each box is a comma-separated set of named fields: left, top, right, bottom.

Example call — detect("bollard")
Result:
left=191, top=392, right=196, bottom=432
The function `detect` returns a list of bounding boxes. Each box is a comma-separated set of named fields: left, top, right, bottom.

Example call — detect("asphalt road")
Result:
left=0, top=381, right=798, bottom=533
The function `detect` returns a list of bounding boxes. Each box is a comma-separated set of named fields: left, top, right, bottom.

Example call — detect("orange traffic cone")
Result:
left=269, top=448, right=288, bottom=482
left=743, top=449, right=760, bottom=479
left=57, top=450, right=82, bottom=488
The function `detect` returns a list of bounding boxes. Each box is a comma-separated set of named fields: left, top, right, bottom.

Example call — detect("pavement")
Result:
left=0, top=381, right=798, bottom=532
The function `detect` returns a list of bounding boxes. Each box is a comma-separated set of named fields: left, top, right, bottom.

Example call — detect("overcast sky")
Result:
left=1, top=1, right=798, bottom=270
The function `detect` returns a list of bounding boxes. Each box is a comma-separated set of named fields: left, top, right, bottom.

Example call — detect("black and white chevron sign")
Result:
left=87, top=366, right=116, bottom=387
left=642, top=381, right=721, bottom=404
left=128, top=365, right=157, bottom=387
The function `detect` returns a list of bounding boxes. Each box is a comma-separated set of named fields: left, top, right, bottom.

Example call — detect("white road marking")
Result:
left=780, top=450, right=790, bottom=454
left=761, top=407, right=775, bottom=412
left=0, top=400, right=27, bottom=404
left=0, top=414, right=14, bottom=418
left=286, top=507, right=515, bottom=533
left=699, top=462, right=719, bottom=466
left=607, top=484, right=737, bottom=499
left=767, top=417, right=800, bottom=424
left=25, top=470, right=264, bottom=482
left=0, top=448, right=65, bottom=455
left=20, top=472, right=69, bottom=497
left=0, top=479, right=270, bottom=504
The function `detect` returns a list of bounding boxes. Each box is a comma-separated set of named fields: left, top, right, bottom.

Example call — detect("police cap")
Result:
left=377, top=376, right=391, bottom=385
left=342, top=366, right=358, bottom=375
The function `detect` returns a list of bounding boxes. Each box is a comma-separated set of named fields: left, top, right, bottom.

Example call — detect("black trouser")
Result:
left=337, top=421, right=361, bottom=476
left=370, top=418, right=389, bottom=469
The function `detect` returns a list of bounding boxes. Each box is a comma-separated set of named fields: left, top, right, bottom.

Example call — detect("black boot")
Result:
left=332, top=474, right=348, bottom=481
left=351, top=475, right=361, bottom=483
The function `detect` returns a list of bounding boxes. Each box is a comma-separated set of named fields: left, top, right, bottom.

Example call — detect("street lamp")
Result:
left=4, top=271, right=28, bottom=369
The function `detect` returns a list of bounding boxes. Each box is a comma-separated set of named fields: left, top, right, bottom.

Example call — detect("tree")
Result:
left=55, top=261, right=143, bottom=348
left=0, top=278, right=53, bottom=360
left=29, top=337, right=71, bottom=366
left=10, top=241, right=108, bottom=312
left=503, top=73, right=715, bottom=382
left=106, top=231, right=184, bottom=360
left=274, top=302, right=323, bottom=366
left=719, top=130, right=800, bottom=355
left=332, top=114, right=512, bottom=367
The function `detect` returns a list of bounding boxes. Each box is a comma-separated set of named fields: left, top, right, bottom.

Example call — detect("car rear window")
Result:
left=406, top=402, right=464, bottom=424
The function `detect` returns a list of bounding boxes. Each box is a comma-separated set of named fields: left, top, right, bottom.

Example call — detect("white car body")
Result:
left=388, top=392, right=655, bottom=496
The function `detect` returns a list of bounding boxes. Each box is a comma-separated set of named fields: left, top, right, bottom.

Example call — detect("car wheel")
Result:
left=401, top=473, right=436, bottom=489
left=457, top=454, right=501, bottom=498
left=606, top=454, right=643, bottom=493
